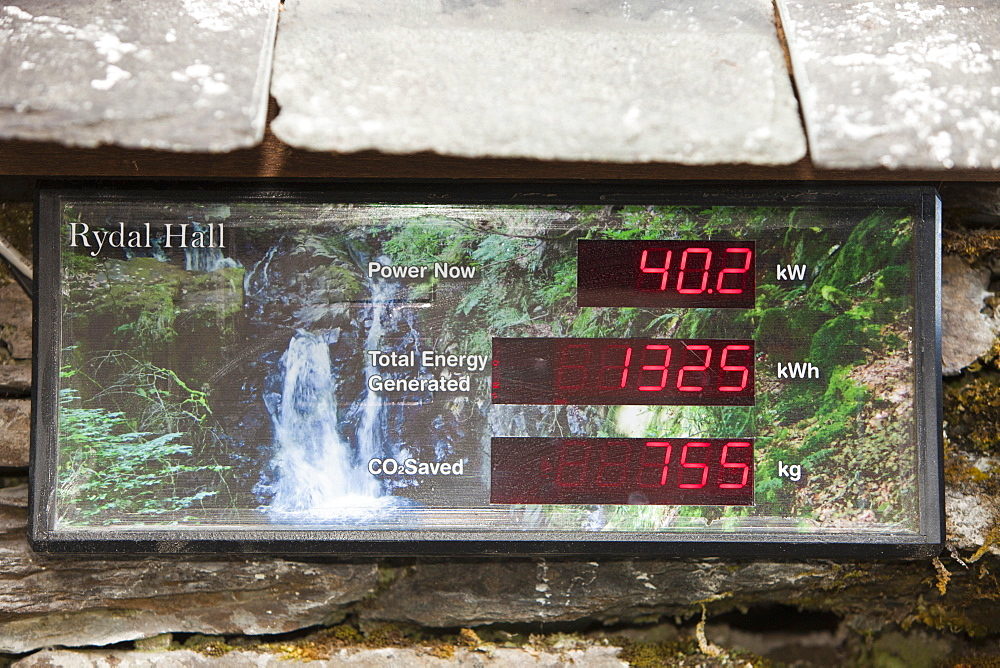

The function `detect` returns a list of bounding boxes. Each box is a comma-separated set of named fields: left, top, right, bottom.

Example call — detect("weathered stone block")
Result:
left=0, top=398, right=29, bottom=468
left=0, top=362, right=30, bottom=396
left=271, top=0, right=806, bottom=164
left=0, top=506, right=378, bottom=654
left=12, top=647, right=628, bottom=667
left=0, top=0, right=278, bottom=152
left=941, top=254, right=1000, bottom=375
left=778, top=1, right=1000, bottom=169
left=0, top=282, right=31, bottom=361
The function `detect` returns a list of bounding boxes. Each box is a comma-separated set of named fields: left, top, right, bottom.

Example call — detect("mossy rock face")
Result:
left=245, top=232, right=364, bottom=330
left=71, top=258, right=248, bottom=348
left=82, top=258, right=188, bottom=346
left=301, top=264, right=362, bottom=303
left=822, top=213, right=911, bottom=297
left=808, top=312, right=879, bottom=369
left=811, top=284, right=853, bottom=313
left=782, top=225, right=839, bottom=270
left=754, top=306, right=825, bottom=359
left=180, top=266, right=246, bottom=325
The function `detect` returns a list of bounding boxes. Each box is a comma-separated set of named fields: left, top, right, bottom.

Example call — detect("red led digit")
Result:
left=578, top=240, right=754, bottom=308
left=716, top=247, right=753, bottom=294
left=639, top=248, right=672, bottom=291
left=678, top=442, right=710, bottom=489
left=491, top=438, right=754, bottom=506
left=718, top=344, right=751, bottom=392
left=596, top=440, right=630, bottom=487
left=639, top=441, right=672, bottom=487
left=638, top=344, right=672, bottom=391
left=556, top=440, right=590, bottom=487
left=597, top=345, right=633, bottom=390
left=555, top=344, right=591, bottom=391
left=676, top=344, right=712, bottom=392
left=676, top=248, right=712, bottom=294
left=492, top=338, right=752, bottom=406
left=719, top=441, right=751, bottom=489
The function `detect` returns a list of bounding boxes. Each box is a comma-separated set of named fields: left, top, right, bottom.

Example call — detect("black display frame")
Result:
left=30, top=182, right=943, bottom=558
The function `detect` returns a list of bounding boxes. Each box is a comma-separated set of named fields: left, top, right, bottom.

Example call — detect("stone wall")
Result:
left=4, top=188, right=1000, bottom=666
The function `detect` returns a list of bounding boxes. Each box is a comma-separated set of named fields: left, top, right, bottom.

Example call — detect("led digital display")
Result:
left=32, top=186, right=940, bottom=558
left=577, top=240, right=755, bottom=308
left=492, top=338, right=754, bottom=405
left=491, top=438, right=754, bottom=505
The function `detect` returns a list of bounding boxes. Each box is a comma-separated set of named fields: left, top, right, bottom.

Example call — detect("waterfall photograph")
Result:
left=51, top=196, right=918, bottom=535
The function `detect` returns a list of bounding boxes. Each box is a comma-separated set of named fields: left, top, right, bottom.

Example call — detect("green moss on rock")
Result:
left=614, top=636, right=774, bottom=668
left=823, top=213, right=911, bottom=297
left=808, top=312, right=879, bottom=369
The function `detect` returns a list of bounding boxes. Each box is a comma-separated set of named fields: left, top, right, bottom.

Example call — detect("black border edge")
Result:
left=916, top=188, right=945, bottom=551
left=28, top=189, right=63, bottom=550
left=29, top=181, right=944, bottom=559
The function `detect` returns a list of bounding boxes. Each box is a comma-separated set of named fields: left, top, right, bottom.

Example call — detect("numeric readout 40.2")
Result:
left=578, top=240, right=756, bottom=308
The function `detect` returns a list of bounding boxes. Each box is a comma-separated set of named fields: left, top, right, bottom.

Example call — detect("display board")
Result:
left=30, top=184, right=942, bottom=556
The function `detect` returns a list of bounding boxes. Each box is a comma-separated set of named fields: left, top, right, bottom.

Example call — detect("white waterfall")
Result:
left=265, top=331, right=380, bottom=515
left=185, top=246, right=241, bottom=273
left=184, top=224, right=242, bottom=272
left=357, top=269, right=406, bottom=465
left=262, top=255, right=416, bottom=520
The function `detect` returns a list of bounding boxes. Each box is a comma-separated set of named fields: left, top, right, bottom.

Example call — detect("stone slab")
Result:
left=356, top=554, right=1000, bottom=636
left=0, top=487, right=996, bottom=653
left=0, top=0, right=278, bottom=152
left=0, top=483, right=27, bottom=532
left=0, top=398, right=29, bottom=467
left=271, top=0, right=806, bottom=164
left=0, top=281, right=31, bottom=361
left=14, top=647, right=627, bottom=668
left=778, top=1, right=1000, bottom=169
left=0, top=522, right=379, bottom=653
left=941, top=254, right=1000, bottom=375
left=0, top=361, right=30, bottom=396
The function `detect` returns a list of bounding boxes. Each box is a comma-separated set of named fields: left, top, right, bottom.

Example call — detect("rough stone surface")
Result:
left=0, top=361, right=30, bottom=395
left=271, top=0, right=806, bottom=164
left=1, top=470, right=987, bottom=655
left=13, top=647, right=628, bottom=667
left=0, top=1, right=278, bottom=152
left=778, top=1, right=1000, bottom=169
left=0, top=483, right=27, bottom=532
left=941, top=254, right=1000, bottom=375
left=0, top=514, right=378, bottom=653
left=945, top=488, right=996, bottom=552
left=0, top=282, right=31, bottom=361
left=353, top=554, right=1000, bottom=639
left=0, top=272, right=30, bottom=467
left=0, top=398, right=29, bottom=467
left=360, top=559, right=916, bottom=630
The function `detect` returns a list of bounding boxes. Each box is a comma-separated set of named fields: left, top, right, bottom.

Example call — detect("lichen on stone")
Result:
left=613, top=636, right=773, bottom=668
left=259, top=622, right=487, bottom=662
left=945, top=374, right=1000, bottom=454
left=943, top=228, right=1000, bottom=263
left=180, top=633, right=236, bottom=656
